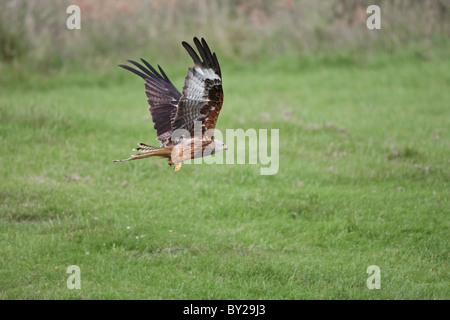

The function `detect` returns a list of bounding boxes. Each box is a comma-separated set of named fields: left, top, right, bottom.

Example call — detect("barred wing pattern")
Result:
left=119, top=59, right=181, bottom=147
left=172, top=38, right=223, bottom=139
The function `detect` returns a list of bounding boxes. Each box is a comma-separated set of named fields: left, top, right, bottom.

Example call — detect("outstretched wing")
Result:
left=172, top=37, right=223, bottom=139
left=119, top=59, right=181, bottom=147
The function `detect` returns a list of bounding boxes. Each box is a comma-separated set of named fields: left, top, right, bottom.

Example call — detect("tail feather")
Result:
left=113, top=143, right=172, bottom=162
left=132, top=143, right=159, bottom=152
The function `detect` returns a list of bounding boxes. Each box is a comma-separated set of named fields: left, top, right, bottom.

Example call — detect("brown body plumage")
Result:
left=114, top=38, right=226, bottom=171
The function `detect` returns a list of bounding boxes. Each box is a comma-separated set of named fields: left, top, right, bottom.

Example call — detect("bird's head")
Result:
left=212, top=140, right=227, bottom=154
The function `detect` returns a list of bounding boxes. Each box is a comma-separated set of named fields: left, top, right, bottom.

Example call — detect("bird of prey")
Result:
left=114, top=37, right=226, bottom=171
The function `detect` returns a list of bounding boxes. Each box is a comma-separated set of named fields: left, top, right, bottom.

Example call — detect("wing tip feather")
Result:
left=183, top=37, right=221, bottom=79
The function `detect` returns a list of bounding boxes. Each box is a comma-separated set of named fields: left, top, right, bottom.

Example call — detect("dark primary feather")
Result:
left=119, top=59, right=181, bottom=147
left=173, top=37, right=224, bottom=138
left=182, top=38, right=221, bottom=78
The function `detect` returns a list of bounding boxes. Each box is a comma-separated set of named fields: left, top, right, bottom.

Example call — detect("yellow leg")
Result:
left=174, top=163, right=182, bottom=171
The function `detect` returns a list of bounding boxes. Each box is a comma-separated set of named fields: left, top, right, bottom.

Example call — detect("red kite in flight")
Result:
left=114, top=37, right=226, bottom=171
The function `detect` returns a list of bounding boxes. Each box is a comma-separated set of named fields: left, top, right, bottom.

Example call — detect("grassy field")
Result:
left=0, top=50, right=449, bottom=299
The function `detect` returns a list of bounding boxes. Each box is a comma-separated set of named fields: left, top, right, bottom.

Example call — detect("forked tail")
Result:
left=113, top=143, right=172, bottom=162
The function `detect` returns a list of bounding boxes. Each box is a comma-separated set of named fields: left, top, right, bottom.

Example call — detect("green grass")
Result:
left=0, top=52, right=449, bottom=299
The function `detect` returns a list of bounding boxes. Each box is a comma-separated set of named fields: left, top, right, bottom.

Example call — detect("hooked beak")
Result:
left=224, top=145, right=228, bottom=150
